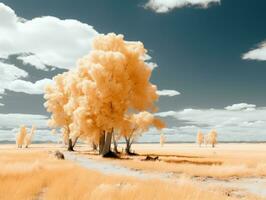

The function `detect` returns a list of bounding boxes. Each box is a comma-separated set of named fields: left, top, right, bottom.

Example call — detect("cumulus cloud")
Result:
left=0, top=113, right=48, bottom=129
left=243, top=41, right=266, bottom=61
left=7, top=78, right=53, bottom=94
left=155, top=110, right=177, bottom=117
left=0, top=2, right=99, bottom=94
left=157, top=89, right=180, bottom=96
left=0, top=62, right=29, bottom=93
left=156, top=105, right=266, bottom=141
left=144, top=0, right=221, bottom=13
left=0, top=62, right=28, bottom=82
left=17, top=54, right=48, bottom=70
left=225, top=103, right=256, bottom=111
left=0, top=2, right=98, bottom=69
left=0, top=103, right=4, bottom=106
left=0, top=61, right=52, bottom=94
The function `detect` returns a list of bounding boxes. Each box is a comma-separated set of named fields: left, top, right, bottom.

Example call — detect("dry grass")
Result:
left=88, top=143, right=266, bottom=179
left=0, top=148, right=239, bottom=200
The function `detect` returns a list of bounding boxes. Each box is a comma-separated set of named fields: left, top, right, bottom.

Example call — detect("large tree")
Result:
left=44, top=33, right=162, bottom=156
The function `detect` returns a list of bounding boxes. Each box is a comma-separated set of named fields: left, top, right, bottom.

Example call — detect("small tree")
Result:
left=197, top=130, right=204, bottom=147
left=160, top=132, right=166, bottom=147
left=208, top=129, right=217, bottom=148
left=24, top=126, right=36, bottom=148
left=16, top=125, right=27, bottom=148
left=121, top=112, right=165, bottom=155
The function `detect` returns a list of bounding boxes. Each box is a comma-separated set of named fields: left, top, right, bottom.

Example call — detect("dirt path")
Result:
left=64, top=152, right=174, bottom=180
left=65, top=152, right=266, bottom=199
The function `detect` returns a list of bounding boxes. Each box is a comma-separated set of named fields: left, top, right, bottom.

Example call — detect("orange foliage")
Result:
left=44, top=33, right=164, bottom=144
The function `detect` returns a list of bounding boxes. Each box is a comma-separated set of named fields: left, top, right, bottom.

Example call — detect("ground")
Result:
left=0, top=143, right=265, bottom=200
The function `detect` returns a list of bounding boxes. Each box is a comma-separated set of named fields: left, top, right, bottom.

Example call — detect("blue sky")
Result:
left=0, top=0, right=266, bottom=142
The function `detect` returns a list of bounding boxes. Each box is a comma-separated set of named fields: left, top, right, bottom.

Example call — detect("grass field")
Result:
left=0, top=143, right=265, bottom=200
left=96, top=143, right=266, bottom=179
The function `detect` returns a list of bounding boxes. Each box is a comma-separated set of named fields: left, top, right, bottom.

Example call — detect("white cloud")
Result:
left=7, top=78, right=53, bottom=94
left=0, top=62, right=29, bottom=93
left=156, top=105, right=266, bottom=141
left=0, top=3, right=98, bottom=69
left=0, top=62, right=53, bottom=94
left=0, top=103, right=4, bottom=106
left=17, top=54, right=48, bottom=70
left=0, top=3, right=80, bottom=94
left=243, top=42, right=266, bottom=61
left=157, top=89, right=180, bottom=96
left=144, top=0, right=220, bottom=13
left=141, top=54, right=158, bottom=69
left=0, top=62, right=28, bottom=82
left=147, top=62, right=158, bottom=69
left=0, top=61, right=52, bottom=94
left=179, top=125, right=198, bottom=130
left=225, top=103, right=256, bottom=111
left=155, top=110, right=177, bottom=117
left=0, top=113, right=48, bottom=129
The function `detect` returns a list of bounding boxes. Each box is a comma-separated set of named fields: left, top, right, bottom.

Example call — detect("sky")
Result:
left=0, top=0, right=266, bottom=143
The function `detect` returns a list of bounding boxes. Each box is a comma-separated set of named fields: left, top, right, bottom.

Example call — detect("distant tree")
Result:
left=197, top=130, right=204, bottom=147
left=16, top=125, right=27, bottom=148
left=160, top=132, right=166, bottom=147
left=16, top=125, right=36, bottom=148
left=205, top=129, right=217, bottom=148
left=24, top=125, right=36, bottom=148
left=208, top=129, right=218, bottom=148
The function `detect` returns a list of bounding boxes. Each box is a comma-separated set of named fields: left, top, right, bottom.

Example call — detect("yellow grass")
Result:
left=0, top=147, right=239, bottom=200
left=88, top=143, right=266, bottom=179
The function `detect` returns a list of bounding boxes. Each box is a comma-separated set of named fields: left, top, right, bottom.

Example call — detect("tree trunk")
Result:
left=92, top=142, right=97, bottom=151
left=101, top=132, right=113, bottom=156
left=99, top=133, right=105, bottom=154
left=72, top=137, right=79, bottom=148
left=113, top=133, right=119, bottom=153
left=125, top=138, right=132, bottom=155
left=67, top=139, right=74, bottom=151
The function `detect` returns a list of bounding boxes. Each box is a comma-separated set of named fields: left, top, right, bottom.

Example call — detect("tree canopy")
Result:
left=44, top=33, right=165, bottom=155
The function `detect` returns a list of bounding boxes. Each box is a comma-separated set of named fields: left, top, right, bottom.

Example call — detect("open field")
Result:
left=0, top=143, right=265, bottom=200
left=95, top=143, right=266, bottom=179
